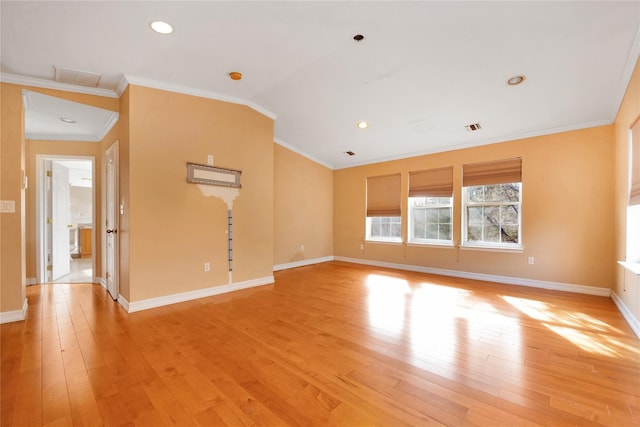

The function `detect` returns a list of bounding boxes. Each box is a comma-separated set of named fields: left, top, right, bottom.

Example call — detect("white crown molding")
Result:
left=119, top=74, right=278, bottom=120
left=334, top=256, right=612, bottom=297
left=610, top=22, right=640, bottom=121
left=334, top=118, right=613, bottom=170
left=96, top=111, right=120, bottom=141
left=611, top=290, right=640, bottom=339
left=125, top=276, right=274, bottom=313
left=274, top=138, right=334, bottom=170
left=0, top=72, right=119, bottom=98
left=0, top=298, right=28, bottom=324
left=273, top=256, right=335, bottom=272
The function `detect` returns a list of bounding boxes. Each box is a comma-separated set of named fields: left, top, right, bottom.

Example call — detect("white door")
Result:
left=51, top=161, right=71, bottom=280
left=105, top=143, right=119, bottom=300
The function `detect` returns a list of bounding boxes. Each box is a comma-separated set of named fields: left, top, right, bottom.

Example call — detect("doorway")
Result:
left=36, top=155, right=95, bottom=284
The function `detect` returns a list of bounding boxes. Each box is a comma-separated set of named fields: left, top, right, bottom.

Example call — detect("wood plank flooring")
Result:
left=1, top=261, right=639, bottom=426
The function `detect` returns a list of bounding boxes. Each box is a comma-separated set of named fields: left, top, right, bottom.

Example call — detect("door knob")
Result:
left=106, top=229, right=117, bottom=234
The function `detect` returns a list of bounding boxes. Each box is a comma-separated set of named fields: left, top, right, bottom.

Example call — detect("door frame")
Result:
left=104, top=141, right=119, bottom=300
left=36, top=154, right=96, bottom=284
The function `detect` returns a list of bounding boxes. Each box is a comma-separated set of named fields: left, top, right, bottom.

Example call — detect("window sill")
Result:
left=407, top=242, right=455, bottom=249
left=460, top=244, right=524, bottom=254
left=618, top=261, right=640, bottom=275
left=365, top=239, right=403, bottom=245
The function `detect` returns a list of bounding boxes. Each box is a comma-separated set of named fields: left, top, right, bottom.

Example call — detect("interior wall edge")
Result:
left=611, top=290, right=640, bottom=339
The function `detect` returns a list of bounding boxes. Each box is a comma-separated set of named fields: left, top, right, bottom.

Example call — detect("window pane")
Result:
left=438, top=207, right=451, bottom=223
left=413, top=221, right=425, bottom=239
left=501, top=205, right=518, bottom=224
left=468, top=186, right=484, bottom=202
left=468, top=225, right=482, bottom=241
left=372, top=223, right=381, bottom=236
left=484, top=206, right=499, bottom=225
left=390, top=222, right=401, bottom=237
left=485, top=225, right=500, bottom=242
left=426, top=224, right=438, bottom=239
left=426, top=209, right=438, bottom=224
left=502, top=225, right=518, bottom=243
left=439, top=224, right=452, bottom=240
left=468, top=207, right=483, bottom=224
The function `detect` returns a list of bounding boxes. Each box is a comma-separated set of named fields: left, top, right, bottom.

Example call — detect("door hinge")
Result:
left=46, top=217, right=53, bottom=224
left=46, top=170, right=52, bottom=177
left=46, top=265, right=52, bottom=271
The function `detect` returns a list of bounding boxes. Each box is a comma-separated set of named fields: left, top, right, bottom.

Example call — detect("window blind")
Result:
left=366, top=173, right=401, bottom=217
left=463, top=158, right=522, bottom=187
left=631, top=118, right=640, bottom=206
left=408, top=166, right=453, bottom=197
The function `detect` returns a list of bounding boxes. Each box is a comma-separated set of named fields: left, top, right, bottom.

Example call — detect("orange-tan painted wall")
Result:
left=1, top=83, right=119, bottom=314
left=1, top=83, right=26, bottom=313
left=274, top=144, right=333, bottom=265
left=334, top=125, right=615, bottom=289
left=126, top=85, right=274, bottom=302
left=613, top=58, right=640, bottom=323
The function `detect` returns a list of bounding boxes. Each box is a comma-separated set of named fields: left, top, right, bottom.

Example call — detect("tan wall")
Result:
left=1, top=83, right=26, bottom=313
left=614, top=58, right=640, bottom=322
left=274, top=144, right=333, bottom=265
left=1, top=83, right=119, bottom=315
left=126, top=85, right=274, bottom=302
left=334, top=125, right=615, bottom=288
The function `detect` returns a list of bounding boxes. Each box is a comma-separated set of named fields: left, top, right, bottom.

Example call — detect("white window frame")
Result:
left=366, top=216, right=402, bottom=243
left=408, top=196, right=453, bottom=245
left=462, top=183, right=523, bottom=250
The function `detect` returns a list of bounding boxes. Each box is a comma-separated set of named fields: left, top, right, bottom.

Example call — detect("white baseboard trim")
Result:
left=126, top=276, right=275, bottom=313
left=117, top=294, right=130, bottom=312
left=26, top=277, right=37, bottom=286
left=611, top=291, right=640, bottom=339
left=274, top=256, right=335, bottom=272
left=97, top=277, right=107, bottom=289
left=334, top=256, right=611, bottom=297
left=0, top=298, right=28, bottom=324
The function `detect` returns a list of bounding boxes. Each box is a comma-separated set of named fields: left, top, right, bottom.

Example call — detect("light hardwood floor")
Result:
left=1, top=261, right=638, bottom=426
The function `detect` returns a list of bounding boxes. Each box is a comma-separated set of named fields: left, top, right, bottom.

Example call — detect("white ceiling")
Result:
left=2, top=1, right=639, bottom=169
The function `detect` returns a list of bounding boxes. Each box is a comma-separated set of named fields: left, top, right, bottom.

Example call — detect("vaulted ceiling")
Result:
left=2, top=1, right=639, bottom=169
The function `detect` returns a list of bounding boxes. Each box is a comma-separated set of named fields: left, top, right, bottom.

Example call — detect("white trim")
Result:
left=273, top=138, right=334, bottom=170
left=119, top=75, right=277, bottom=120
left=610, top=23, right=640, bottom=121
left=618, top=260, right=640, bottom=276
left=0, top=72, right=118, bottom=98
left=611, top=290, right=640, bottom=339
left=125, top=276, right=274, bottom=313
left=0, top=299, right=28, bottom=324
left=334, top=119, right=611, bottom=170
left=334, top=256, right=611, bottom=297
left=459, top=245, right=524, bottom=254
left=117, top=294, right=130, bottom=312
left=26, top=277, right=37, bottom=286
left=98, top=277, right=107, bottom=289
left=273, top=256, right=335, bottom=272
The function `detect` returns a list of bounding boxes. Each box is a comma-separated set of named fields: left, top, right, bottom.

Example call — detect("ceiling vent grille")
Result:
left=344, top=151, right=356, bottom=156
left=465, top=123, right=482, bottom=132
left=54, top=66, right=101, bottom=87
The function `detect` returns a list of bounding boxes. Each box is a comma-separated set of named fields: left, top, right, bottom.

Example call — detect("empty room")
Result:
left=1, top=1, right=639, bottom=426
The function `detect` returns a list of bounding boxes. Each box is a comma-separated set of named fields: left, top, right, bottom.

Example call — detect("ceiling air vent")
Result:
left=465, top=123, right=482, bottom=132
left=344, top=151, right=356, bottom=156
left=54, top=66, right=101, bottom=87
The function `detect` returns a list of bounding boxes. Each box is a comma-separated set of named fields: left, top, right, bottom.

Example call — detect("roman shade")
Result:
left=630, top=118, right=640, bottom=206
left=463, top=158, right=522, bottom=187
left=409, top=166, right=453, bottom=197
left=366, top=173, right=401, bottom=217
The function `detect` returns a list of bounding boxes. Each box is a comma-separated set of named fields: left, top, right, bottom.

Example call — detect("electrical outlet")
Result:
left=207, top=155, right=214, bottom=165
left=528, top=257, right=534, bottom=265
left=300, top=245, right=304, bottom=251
left=360, top=243, right=364, bottom=250
left=204, top=262, right=210, bottom=272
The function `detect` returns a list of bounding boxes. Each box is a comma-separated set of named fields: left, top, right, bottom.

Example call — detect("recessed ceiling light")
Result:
left=357, top=121, right=369, bottom=129
left=150, top=20, right=173, bottom=35
left=507, top=75, right=526, bottom=86
left=59, top=117, right=76, bottom=124
left=229, top=72, right=243, bottom=81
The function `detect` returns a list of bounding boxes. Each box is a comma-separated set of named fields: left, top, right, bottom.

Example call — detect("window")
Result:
left=366, top=174, right=401, bottom=242
left=463, top=183, right=521, bottom=246
left=408, top=166, right=453, bottom=244
left=409, top=197, right=452, bottom=243
left=462, top=158, right=522, bottom=249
